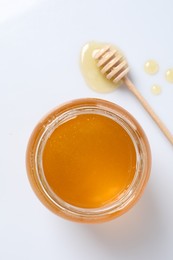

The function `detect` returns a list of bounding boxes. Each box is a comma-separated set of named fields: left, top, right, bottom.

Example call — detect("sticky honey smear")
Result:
left=80, top=42, right=121, bottom=93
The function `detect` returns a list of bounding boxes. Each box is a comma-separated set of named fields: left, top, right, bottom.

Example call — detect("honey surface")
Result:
left=42, top=114, right=136, bottom=208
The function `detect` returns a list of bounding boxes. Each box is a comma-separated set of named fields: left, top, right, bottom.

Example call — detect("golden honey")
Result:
left=42, top=113, right=136, bottom=208
left=165, top=69, right=173, bottom=83
left=144, top=60, right=159, bottom=75
left=26, top=98, right=151, bottom=223
left=151, top=84, right=162, bottom=95
left=80, top=42, right=120, bottom=93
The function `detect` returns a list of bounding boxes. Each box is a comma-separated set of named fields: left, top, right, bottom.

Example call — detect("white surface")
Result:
left=0, top=0, right=173, bottom=259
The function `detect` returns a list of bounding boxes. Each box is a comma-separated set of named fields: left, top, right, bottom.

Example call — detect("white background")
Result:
left=0, top=0, right=173, bottom=259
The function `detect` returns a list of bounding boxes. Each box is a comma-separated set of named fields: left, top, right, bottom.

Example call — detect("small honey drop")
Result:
left=151, top=85, right=162, bottom=95
left=165, top=69, right=173, bottom=83
left=144, top=60, right=159, bottom=75
left=80, top=42, right=120, bottom=93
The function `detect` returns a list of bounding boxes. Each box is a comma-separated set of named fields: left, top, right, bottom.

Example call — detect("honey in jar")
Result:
left=26, top=98, right=151, bottom=223
left=42, top=113, right=136, bottom=208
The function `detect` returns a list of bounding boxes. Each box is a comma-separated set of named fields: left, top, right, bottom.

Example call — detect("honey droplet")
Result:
left=144, top=60, right=159, bottom=75
left=165, top=69, right=173, bottom=83
left=151, top=85, right=162, bottom=95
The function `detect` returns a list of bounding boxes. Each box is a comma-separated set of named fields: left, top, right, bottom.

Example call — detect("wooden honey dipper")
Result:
left=93, top=45, right=173, bottom=145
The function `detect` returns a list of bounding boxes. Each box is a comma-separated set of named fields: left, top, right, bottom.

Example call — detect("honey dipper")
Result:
left=93, top=45, right=173, bottom=145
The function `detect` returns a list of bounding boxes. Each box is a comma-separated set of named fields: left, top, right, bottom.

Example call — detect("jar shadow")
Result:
left=82, top=186, right=165, bottom=253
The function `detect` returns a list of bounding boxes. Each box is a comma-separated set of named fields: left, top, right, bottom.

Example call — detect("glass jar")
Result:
left=26, top=98, right=151, bottom=223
